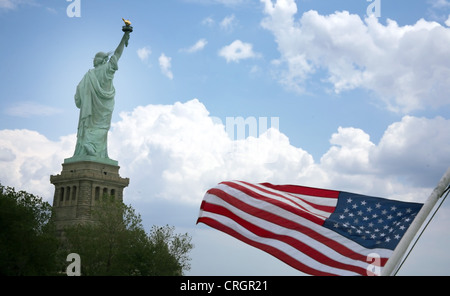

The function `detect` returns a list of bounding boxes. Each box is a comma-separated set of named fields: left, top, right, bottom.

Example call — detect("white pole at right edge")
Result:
left=381, top=167, right=450, bottom=276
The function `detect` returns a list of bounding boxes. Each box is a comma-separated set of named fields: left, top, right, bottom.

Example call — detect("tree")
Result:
left=62, top=196, right=193, bottom=276
left=147, top=225, right=193, bottom=275
left=0, top=183, right=193, bottom=276
left=0, top=183, right=59, bottom=275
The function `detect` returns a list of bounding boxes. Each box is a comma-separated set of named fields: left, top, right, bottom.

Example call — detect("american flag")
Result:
left=197, top=181, right=423, bottom=276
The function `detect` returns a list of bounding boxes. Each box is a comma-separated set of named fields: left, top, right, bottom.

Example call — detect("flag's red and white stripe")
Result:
left=197, top=181, right=393, bottom=276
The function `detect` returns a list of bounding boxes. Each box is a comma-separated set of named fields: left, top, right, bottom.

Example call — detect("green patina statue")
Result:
left=65, top=19, right=132, bottom=166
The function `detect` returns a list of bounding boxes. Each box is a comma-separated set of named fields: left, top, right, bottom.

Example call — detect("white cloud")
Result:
left=137, top=47, right=151, bottom=62
left=261, top=0, right=450, bottom=113
left=1, top=100, right=448, bottom=206
left=321, top=127, right=375, bottom=175
left=181, top=39, right=208, bottom=53
left=5, top=101, right=63, bottom=117
left=220, top=14, right=237, bottom=31
left=0, top=147, right=15, bottom=162
left=218, top=40, right=260, bottom=63
left=108, top=100, right=449, bottom=204
left=0, top=0, right=33, bottom=9
left=446, top=14, right=450, bottom=26
left=430, top=0, right=450, bottom=8
left=109, top=99, right=318, bottom=204
left=0, top=129, right=75, bottom=199
left=371, top=116, right=450, bottom=186
left=202, top=16, right=215, bottom=26
left=158, top=53, right=173, bottom=80
left=0, top=0, right=14, bottom=9
left=320, top=116, right=450, bottom=199
left=0, top=0, right=18, bottom=9
left=45, top=7, right=57, bottom=14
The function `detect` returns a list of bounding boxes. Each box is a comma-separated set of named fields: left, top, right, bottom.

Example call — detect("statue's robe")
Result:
left=73, top=55, right=118, bottom=159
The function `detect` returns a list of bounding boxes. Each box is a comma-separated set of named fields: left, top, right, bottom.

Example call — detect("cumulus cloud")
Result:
left=430, top=0, right=450, bottom=8
left=320, top=116, right=450, bottom=199
left=1, top=100, right=448, bottom=206
left=137, top=47, right=151, bottom=62
left=109, top=99, right=312, bottom=204
left=159, top=53, right=173, bottom=79
left=0, top=129, right=75, bottom=199
left=371, top=116, right=450, bottom=185
left=202, top=16, right=215, bottom=26
left=181, top=39, right=208, bottom=53
left=103, top=99, right=450, bottom=203
left=107, top=100, right=449, bottom=204
left=446, top=14, right=450, bottom=26
left=0, top=147, right=15, bottom=162
left=260, top=0, right=450, bottom=113
left=218, top=40, right=260, bottom=63
left=0, top=0, right=35, bottom=10
left=321, top=127, right=375, bottom=175
left=220, top=14, right=237, bottom=31
left=0, top=0, right=14, bottom=9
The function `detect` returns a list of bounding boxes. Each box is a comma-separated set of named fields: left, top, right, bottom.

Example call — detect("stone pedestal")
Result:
left=50, top=161, right=129, bottom=234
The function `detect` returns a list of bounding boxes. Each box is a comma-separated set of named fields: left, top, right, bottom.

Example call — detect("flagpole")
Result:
left=381, top=167, right=450, bottom=276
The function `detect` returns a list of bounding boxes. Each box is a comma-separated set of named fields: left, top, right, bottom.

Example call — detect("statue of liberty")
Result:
left=66, top=20, right=132, bottom=165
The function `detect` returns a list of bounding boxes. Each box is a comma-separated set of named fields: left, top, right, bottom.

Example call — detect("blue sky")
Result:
left=1, top=0, right=450, bottom=276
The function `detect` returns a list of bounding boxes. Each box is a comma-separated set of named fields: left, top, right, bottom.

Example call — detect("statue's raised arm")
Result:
left=113, top=32, right=130, bottom=61
left=115, top=19, right=133, bottom=60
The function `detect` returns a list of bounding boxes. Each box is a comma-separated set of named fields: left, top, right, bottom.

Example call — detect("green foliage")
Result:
left=62, top=196, right=194, bottom=276
left=0, top=184, right=194, bottom=276
left=147, top=225, right=193, bottom=275
left=0, top=183, right=59, bottom=275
